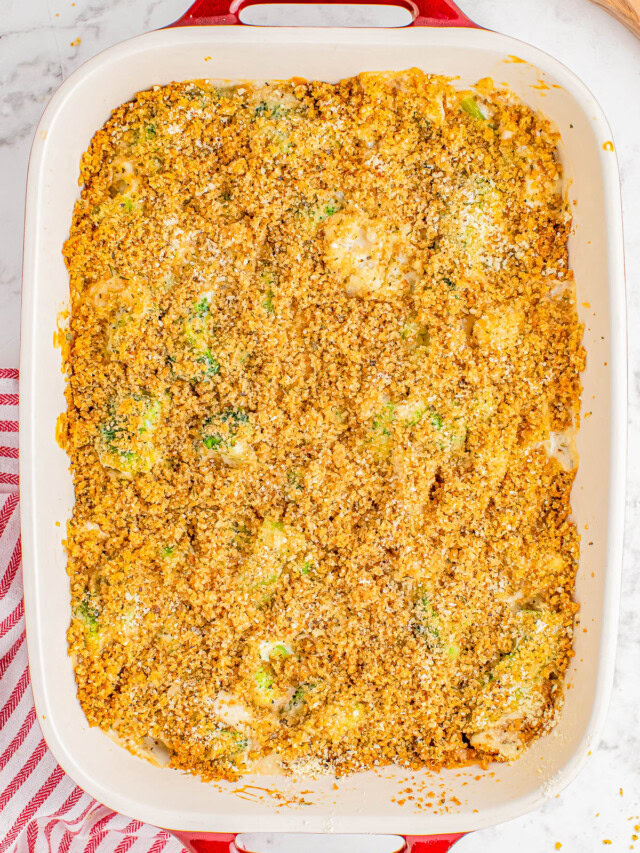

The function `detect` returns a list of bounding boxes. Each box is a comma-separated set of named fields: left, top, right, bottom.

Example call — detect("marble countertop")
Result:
left=1, top=0, right=639, bottom=849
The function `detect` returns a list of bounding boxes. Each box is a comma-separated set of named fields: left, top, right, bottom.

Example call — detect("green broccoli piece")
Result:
left=202, top=409, right=249, bottom=450
left=283, top=682, right=318, bottom=716
left=286, top=470, right=304, bottom=493
left=205, top=727, right=248, bottom=760
left=415, top=594, right=441, bottom=650
left=262, top=288, right=275, bottom=314
left=196, top=350, right=220, bottom=377
left=220, top=408, right=249, bottom=425
left=430, top=410, right=444, bottom=431
left=460, top=96, right=485, bottom=121
left=254, top=101, right=285, bottom=120
left=203, top=433, right=223, bottom=450
left=97, top=393, right=162, bottom=474
left=194, top=297, right=210, bottom=317
left=76, top=594, right=99, bottom=636
left=372, top=403, right=395, bottom=438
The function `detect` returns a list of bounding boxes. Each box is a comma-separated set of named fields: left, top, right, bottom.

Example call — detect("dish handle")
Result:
left=171, top=831, right=467, bottom=852
left=168, top=0, right=478, bottom=28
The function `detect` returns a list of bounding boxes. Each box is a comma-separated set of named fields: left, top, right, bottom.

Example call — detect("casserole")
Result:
left=20, top=0, right=626, bottom=850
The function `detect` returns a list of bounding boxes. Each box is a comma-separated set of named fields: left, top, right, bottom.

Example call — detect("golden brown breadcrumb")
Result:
left=61, top=70, right=584, bottom=781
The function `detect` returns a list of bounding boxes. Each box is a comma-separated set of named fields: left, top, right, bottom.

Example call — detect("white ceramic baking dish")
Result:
left=20, top=0, right=626, bottom=850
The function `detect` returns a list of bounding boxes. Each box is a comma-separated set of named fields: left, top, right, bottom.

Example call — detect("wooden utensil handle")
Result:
left=588, top=0, right=640, bottom=37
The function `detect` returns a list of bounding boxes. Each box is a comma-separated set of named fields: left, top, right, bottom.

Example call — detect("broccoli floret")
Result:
left=400, top=319, right=430, bottom=350
left=203, top=433, right=223, bottom=450
left=194, top=297, right=210, bottom=317
left=168, top=300, right=219, bottom=383
left=310, top=197, right=343, bottom=223
left=413, top=591, right=461, bottom=659
left=76, top=594, right=99, bottom=635
left=254, top=101, right=285, bottom=120
left=272, top=643, right=291, bottom=658
left=467, top=609, right=565, bottom=759
left=204, top=726, right=248, bottom=760
left=262, top=288, right=275, bottom=314
left=414, top=594, right=441, bottom=650
left=220, top=408, right=249, bottom=425
left=289, top=685, right=307, bottom=708
left=238, top=519, right=306, bottom=607
left=395, top=400, right=426, bottom=428
left=97, top=393, right=162, bottom=475
left=430, top=410, right=444, bottom=431
left=460, top=96, right=485, bottom=121
left=253, top=664, right=279, bottom=706
left=201, top=409, right=252, bottom=465
left=426, top=408, right=467, bottom=452
left=196, top=349, right=220, bottom=377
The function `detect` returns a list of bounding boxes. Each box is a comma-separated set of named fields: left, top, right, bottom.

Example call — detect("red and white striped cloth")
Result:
left=0, top=369, right=183, bottom=853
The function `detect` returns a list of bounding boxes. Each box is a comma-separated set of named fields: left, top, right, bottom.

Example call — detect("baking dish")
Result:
left=19, top=0, right=626, bottom=850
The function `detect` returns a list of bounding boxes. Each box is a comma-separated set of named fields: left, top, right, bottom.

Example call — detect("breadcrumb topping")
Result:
left=62, top=70, right=584, bottom=781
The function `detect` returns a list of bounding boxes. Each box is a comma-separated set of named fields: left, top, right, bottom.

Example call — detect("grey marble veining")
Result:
left=1, top=0, right=639, bottom=849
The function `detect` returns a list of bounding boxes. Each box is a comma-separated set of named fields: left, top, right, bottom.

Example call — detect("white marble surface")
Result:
left=1, top=0, right=639, bottom=850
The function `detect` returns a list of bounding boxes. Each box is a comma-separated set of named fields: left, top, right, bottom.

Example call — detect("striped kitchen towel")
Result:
left=0, top=369, right=183, bottom=853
